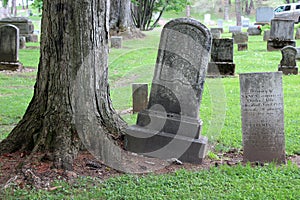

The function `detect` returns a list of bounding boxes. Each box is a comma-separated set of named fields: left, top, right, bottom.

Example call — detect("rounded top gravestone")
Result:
left=0, top=24, right=19, bottom=63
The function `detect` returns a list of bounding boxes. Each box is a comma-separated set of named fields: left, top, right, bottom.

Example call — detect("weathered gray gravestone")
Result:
left=267, top=19, right=295, bottom=51
left=255, top=7, right=274, bottom=25
left=111, top=36, right=123, bottom=48
left=207, top=38, right=235, bottom=76
left=210, top=28, right=221, bottom=39
left=217, top=19, right=223, bottom=28
left=125, top=18, right=211, bottom=163
left=278, top=46, right=298, bottom=75
left=229, top=26, right=242, bottom=33
left=295, top=28, right=300, bottom=40
left=263, top=30, right=270, bottom=41
left=0, top=24, right=23, bottom=71
left=238, top=43, right=248, bottom=51
left=240, top=72, right=285, bottom=163
left=132, top=83, right=148, bottom=113
left=242, top=18, right=250, bottom=27
left=232, top=32, right=248, bottom=44
left=247, top=25, right=262, bottom=35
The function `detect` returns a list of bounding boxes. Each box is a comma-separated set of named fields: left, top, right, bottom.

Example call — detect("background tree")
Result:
left=131, top=0, right=187, bottom=31
left=235, top=0, right=242, bottom=26
left=0, top=0, right=125, bottom=170
left=224, top=0, right=229, bottom=20
left=110, top=0, right=144, bottom=38
left=11, top=0, right=17, bottom=16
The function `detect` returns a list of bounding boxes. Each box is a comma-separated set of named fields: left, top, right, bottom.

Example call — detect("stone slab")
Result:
left=125, top=125, right=208, bottom=164
left=240, top=72, right=285, bottom=163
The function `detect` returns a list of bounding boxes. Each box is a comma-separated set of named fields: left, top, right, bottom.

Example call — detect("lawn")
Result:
left=0, top=10, right=300, bottom=199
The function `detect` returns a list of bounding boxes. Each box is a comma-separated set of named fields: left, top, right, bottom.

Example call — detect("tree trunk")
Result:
left=224, top=0, right=229, bottom=21
left=110, top=0, right=144, bottom=39
left=235, top=0, right=242, bottom=26
left=0, top=0, right=126, bottom=170
left=11, top=0, right=17, bottom=16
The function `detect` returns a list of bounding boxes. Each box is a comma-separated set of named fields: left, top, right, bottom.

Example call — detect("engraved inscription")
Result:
left=240, top=72, right=285, bottom=163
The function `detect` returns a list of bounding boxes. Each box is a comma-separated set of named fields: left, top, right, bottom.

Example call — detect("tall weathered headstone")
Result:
left=125, top=18, right=211, bottom=163
left=267, top=19, right=295, bottom=51
left=0, top=24, right=23, bottom=71
left=240, top=72, right=285, bottom=163
left=278, top=46, right=298, bottom=75
left=207, top=38, right=235, bottom=76
left=255, top=7, right=274, bottom=25
left=132, top=83, right=148, bottom=113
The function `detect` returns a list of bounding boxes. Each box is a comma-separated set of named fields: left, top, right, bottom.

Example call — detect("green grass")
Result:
left=2, top=163, right=299, bottom=199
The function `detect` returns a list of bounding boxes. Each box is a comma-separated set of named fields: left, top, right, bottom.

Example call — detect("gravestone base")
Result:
left=125, top=126, right=208, bottom=164
left=243, top=148, right=286, bottom=164
left=0, top=61, right=23, bottom=71
left=207, top=62, right=235, bottom=76
left=136, top=110, right=202, bottom=139
left=267, top=40, right=296, bottom=51
left=278, top=66, right=298, bottom=75
left=238, top=43, right=248, bottom=51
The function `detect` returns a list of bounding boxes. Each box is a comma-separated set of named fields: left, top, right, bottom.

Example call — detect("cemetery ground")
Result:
left=0, top=29, right=300, bottom=199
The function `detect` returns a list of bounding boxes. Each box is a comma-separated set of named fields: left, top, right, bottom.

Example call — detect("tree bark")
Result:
left=110, top=0, right=144, bottom=39
left=0, top=0, right=126, bottom=170
left=11, top=0, right=17, bottom=16
left=224, top=0, right=229, bottom=21
left=235, top=0, right=242, bottom=26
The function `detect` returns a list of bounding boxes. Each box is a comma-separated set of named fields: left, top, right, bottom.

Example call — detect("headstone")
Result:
left=255, top=7, right=274, bottom=25
left=267, top=19, right=295, bottom=51
left=111, top=36, right=122, bottom=48
left=207, top=38, right=235, bottom=76
left=0, top=17, right=37, bottom=42
left=247, top=25, right=262, bottom=35
left=125, top=18, right=211, bottom=163
left=238, top=43, right=248, bottom=51
left=211, top=27, right=223, bottom=34
left=217, top=19, right=223, bottom=28
left=263, top=30, right=270, bottom=41
left=295, top=47, right=300, bottom=61
left=240, top=72, right=286, bottom=163
left=295, top=28, right=300, bottom=40
left=132, top=83, right=148, bottom=113
left=204, top=14, right=211, bottom=24
left=0, top=25, right=23, bottom=71
left=278, top=46, right=298, bottom=75
left=232, top=32, right=248, bottom=44
left=229, top=26, right=242, bottom=33
left=19, top=36, right=26, bottom=49
left=210, top=28, right=221, bottom=39
left=242, top=18, right=250, bottom=27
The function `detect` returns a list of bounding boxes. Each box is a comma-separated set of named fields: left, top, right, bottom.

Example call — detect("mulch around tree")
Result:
left=0, top=150, right=299, bottom=190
